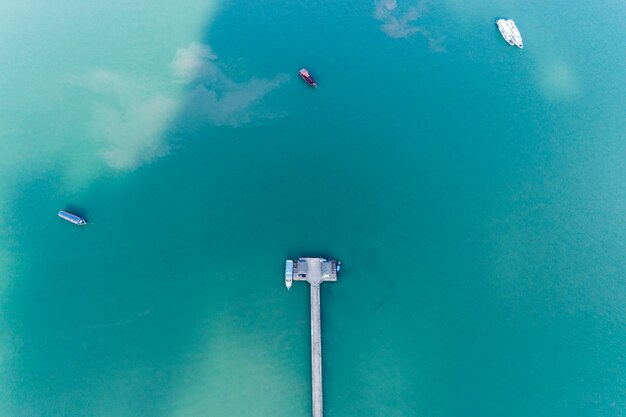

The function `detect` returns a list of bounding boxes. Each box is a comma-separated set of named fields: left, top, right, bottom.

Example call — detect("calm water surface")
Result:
left=1, top=1, right=625, bottom=416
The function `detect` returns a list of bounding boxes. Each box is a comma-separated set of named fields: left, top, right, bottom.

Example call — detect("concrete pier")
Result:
left=286, top=257, right=340, bottom=417
left=310, top=283, right=323, bottom=417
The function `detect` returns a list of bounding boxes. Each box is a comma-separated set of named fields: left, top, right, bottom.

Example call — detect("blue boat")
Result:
left=58, top=210, right=87, bottom=226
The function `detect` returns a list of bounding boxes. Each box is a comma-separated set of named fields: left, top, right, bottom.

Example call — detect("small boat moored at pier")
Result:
left=299, top=68, right=317, bottom=88
left=58, top=210, right=87, bottom=226
left=285, top=260, right=294, bottom=289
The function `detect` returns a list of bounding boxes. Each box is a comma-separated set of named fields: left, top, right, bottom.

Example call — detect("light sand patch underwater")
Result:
left=537, top=59, right=581, bottom=100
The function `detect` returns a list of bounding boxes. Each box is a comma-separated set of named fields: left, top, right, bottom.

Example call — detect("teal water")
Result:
left=1, top=0, right=625, bottom=416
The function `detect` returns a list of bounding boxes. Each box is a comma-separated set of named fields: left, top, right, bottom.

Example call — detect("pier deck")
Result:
left=310, top=282, right=323, bottom=417
left=286, top=257, right=339, bottom=417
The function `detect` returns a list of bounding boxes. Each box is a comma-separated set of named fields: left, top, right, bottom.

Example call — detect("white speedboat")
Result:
left=496, top=19, right=515, bottom=46
left=506, top=19, right=523, bottom=48
left=58, top=210, right=87, bottom=225
left=285, top=260, right=293, bottom=289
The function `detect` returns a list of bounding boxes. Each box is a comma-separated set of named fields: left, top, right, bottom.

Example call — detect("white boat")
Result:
left=506, top=19, right=523, bottom=48
left=496, top=19, right=515, bottom=46
left=285, top=260, right=293, bottom=289
left=58, top=210, right=87, bottom=225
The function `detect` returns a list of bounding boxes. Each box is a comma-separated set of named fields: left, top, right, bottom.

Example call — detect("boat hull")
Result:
left=285, top=260, right=294, bottom=289
left=58, top=210, right=87, bottom=225
left=496, top=19, right=515, bottom=46
left=298, top=68, right=317, bottom=88
left=506, top=19, right=524, bottom=48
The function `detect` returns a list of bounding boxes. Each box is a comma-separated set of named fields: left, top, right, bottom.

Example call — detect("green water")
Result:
left=1, top=1, right=625, bottom=416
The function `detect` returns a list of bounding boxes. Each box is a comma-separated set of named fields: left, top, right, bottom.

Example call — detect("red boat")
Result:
left=298, top=68, right=317, bottom=88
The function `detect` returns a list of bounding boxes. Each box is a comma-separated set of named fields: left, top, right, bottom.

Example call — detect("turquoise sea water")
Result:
left=1, top=1, right=625, bottom=416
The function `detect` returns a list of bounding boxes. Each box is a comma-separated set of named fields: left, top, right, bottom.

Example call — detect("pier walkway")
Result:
left=287, top=257, right=339, bottom=417
left=310, top=282, right=323, bottom=417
